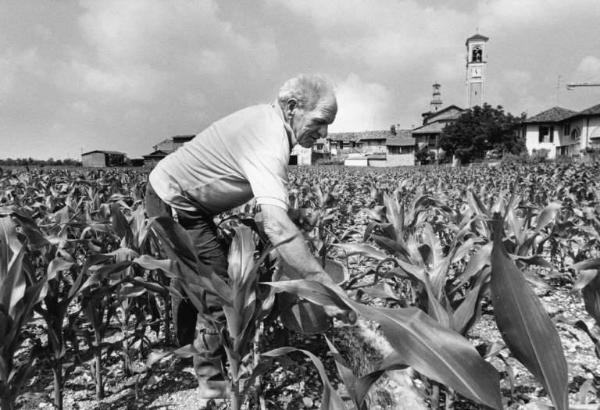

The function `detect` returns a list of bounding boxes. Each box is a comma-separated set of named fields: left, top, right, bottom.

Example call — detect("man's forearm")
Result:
left=271, top=225, right=326, bottom=278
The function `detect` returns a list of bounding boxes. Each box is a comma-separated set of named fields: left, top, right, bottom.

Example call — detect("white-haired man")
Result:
left=146, top=74, right=339, bottom=397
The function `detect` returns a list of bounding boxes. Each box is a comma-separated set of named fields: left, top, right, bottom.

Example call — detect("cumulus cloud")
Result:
left=576, top=56, right=600, bottom=79
left=329, top=73, right=394, bottom=132
left=479, top=0, right=600, bottom=31
left=272, top=0, right=469, bottom=74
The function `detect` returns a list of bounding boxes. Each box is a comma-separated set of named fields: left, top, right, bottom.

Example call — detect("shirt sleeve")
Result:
left=240, top=151, right=289, bottom=210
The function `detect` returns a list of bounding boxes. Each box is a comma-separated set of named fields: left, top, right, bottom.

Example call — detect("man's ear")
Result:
left=286, top=99, right=297, bottom=116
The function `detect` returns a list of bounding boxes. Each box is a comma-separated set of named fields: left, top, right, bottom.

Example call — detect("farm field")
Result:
left=1, top=162, right=599, bottom=410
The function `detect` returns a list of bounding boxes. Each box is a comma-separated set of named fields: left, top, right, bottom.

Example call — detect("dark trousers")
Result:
left=145, top=181, right=228, bottom=346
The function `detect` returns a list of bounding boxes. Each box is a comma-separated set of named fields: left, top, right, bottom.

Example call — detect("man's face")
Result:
left=289, top=97, right=336, bottom=148
left=293, top=108, right=330, bottom=148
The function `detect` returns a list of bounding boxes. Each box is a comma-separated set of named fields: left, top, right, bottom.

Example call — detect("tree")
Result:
left=439, top=104, right=525, bottom=164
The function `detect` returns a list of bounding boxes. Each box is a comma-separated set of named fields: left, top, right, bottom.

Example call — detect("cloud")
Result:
left=329, top=73, right=394, bottom=132
left=479, top=0, right=600, bottom=31
left=77, top=0, right=278, bottom=76
left=270, top=0, right=469, bottom=73
left=576, top=56, right=600, bottom=80
left=0, top=48, right=44, bottom=96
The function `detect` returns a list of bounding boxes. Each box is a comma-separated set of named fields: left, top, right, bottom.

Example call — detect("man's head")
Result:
left=278, top=74, right=337, bottom=148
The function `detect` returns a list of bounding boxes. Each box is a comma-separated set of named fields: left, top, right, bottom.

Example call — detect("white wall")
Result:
left=525, top=124, right=557, bottom=159
left=344, top=158, right=368, bottom=167
left=386, top=153, right=414, bottom=166
left=291, top=145, right=312, bottom=165
left=582, top=117, right=600, bottom=149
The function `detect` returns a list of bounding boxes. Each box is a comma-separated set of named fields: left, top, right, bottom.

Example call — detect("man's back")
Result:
left=149, top=104, right=292, bottom=215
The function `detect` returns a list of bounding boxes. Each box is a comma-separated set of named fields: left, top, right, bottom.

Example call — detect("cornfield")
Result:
left=0, top=162, right=599, bottom=409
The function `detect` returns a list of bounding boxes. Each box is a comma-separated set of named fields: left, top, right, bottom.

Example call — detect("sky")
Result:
left=1, top=0, right=600, bottom=160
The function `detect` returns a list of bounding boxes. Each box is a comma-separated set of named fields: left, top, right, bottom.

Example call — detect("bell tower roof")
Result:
left=465, top=34, right=489, bottom=45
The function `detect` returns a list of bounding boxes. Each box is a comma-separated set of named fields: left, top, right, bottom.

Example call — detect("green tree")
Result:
left=439, top=104, right=525, bottom=164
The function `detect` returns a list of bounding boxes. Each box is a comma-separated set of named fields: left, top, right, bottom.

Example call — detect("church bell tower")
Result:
left=466, top=33, right=489, bottom=108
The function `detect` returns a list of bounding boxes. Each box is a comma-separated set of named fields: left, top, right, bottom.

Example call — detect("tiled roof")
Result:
left=172, top=135, right=195, bottom=142
left=142, top=150, right=169, bottom=159
left=328, top=130, right=391, bottom=142
left=573, top=103, right=600, bottom=117
left=524, top=106, right=578, bottom=123
left=82, top=150, right=125, bottom=156
left=386, top=130, right=415, bottom=146
left=412, top=122, right=446, bottom=134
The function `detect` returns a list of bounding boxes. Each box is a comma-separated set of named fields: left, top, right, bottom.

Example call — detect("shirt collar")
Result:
left=272, top=101, right=296, bottom=151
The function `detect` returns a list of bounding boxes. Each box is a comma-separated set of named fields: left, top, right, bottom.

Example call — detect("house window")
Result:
left=571, top=128, right=580, bottom=142
left=538, top=126, right=551, bottom=143
left=563, top=123, right=570, bottom=136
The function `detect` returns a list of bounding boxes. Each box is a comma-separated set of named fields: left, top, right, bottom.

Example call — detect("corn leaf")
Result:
left=333, top=243, right=387, bottom=261
left=348, top=301, right=502, bottom=409
left=261, top=347, right=346, bottom=410
left=266, top=280, right=502, bottom=409
left=490, top=215, right=568, bottom=410
left=279, top=295, right=330, bottom=334
left=324, top=337, right=407, bottom=410
left=534, top=202, right=561, bottom=233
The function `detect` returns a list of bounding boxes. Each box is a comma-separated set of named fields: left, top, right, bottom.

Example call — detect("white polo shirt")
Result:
left=149, top=103, right=294, bottom=214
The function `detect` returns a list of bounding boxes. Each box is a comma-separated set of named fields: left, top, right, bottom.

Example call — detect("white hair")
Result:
left=278, top=74, right=337, bottom=123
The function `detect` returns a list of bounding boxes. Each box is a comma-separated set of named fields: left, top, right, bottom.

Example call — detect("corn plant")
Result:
left=0, top=212, right=47, bottom=410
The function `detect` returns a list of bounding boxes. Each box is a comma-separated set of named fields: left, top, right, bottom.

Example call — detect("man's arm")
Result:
left=258, top=203, right=356, bottom=322
left=258, top=203, right=329, bottom=281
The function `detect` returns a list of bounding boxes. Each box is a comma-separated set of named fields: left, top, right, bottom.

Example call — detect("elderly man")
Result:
left=145, top=74, right=338, bottom=397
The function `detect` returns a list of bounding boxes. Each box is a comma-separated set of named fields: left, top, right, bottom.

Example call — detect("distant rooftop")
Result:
left=524, top=106, right=578, bottom=123
left=328, top=130, right=392, bottom=142
left=82, top=150, right=125, bottom=156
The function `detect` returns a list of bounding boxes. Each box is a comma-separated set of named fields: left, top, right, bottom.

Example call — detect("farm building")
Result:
left=143, top=135, right=196, bottom=166
left=328, top=131, right=389, bottom=155
left=152, top=135, right=195, bottom=152
left=412, top=105, right=465, bottom=161
left=386, top=131, right=416, bottom=166
left=289, top=139, right=332, bottom=165
left=289, top=145, right=312, bottom=165
left=81, top=150, right=126, bottom=167
left=142, top=150, right=170, bottom=167
left=521, top=103, right=600, bottom=159
left=329, top=130, right=416, bottom=167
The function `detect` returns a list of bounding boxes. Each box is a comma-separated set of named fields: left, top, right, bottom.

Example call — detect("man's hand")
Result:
left=258, top=204, right=356, bottom=324
left=303, top=271, right=357, bottom=324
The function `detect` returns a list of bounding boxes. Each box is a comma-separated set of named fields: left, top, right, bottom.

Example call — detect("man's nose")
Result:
left=318, top=125, right=328, bottom=138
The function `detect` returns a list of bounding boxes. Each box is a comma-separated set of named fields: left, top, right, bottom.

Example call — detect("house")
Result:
left=289, top=138, right=332, bottom=165
left=328, top=131, right=390, bottom=155
left=289, top=145, right=312, bottom=165
left=412, top=105, right=465, bottom=160
left=327, top=132, right=363, bottom=154
left=521, top=103, right=600, bottom=158
left=386, top=130, right=416, bottom=166
left=142, top=150, right=170, bottom=167
left=330, top=129, right=416, bottom=167
left=143, top=134, right=196, bottom=167
left=81, top=150, right=126, bottom=167
left=152, top=135, right=195, bottom=153
left=569, top=103, right=600, bottom=153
